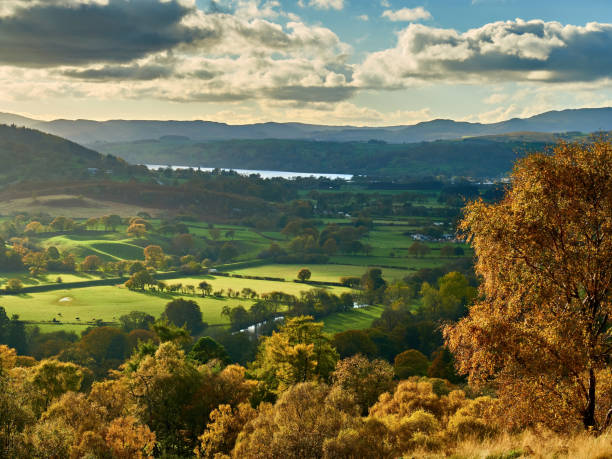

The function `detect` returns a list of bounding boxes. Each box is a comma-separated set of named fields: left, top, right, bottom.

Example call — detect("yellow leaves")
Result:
left=446, top=396, right=499, bottom=440
left=105, top=416, right=156, bottom=459
left=382, top=409, right=441, bottom=453
left=446, top=139, right=612, bottom=431
left=0, top=344, right=17, bottom=371
left=254, top=316, right=339, bottom=395
left=370, top=380, right=447, bottom=419
left=195, top=403, right=257, bottom=459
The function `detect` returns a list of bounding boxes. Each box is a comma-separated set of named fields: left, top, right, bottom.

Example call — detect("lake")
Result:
left=145, top=165, right=353, bottom=180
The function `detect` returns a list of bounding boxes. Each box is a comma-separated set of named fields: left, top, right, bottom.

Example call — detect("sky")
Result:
left=1, top=0, right=612, bottom=125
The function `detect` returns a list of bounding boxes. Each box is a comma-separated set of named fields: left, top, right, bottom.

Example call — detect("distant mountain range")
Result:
left=2, top=107, right=611, bottom=146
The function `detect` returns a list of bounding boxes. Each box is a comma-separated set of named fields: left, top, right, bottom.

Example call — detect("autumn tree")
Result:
left=195, top=403, right=256, bottom=458
left=445, top=139, right=612, bottom=431
left=0, top=367, right=32, bottom=456
left=233, top=382, right=359, bottom=458
left=5, top=278, right=23, bottom=293
left=143, top=245, right=165, bottom=268
left=408, top=241, right=431, bottom=258
left=332, top=354, right=395, bottom=415
left=28, top=360, right=85, bottom=415
left=24, top=221, right=44, bottom=234
left=105, top=416, right=156, bottom=459
left=125, top=270, right=155, bottom=291
left=127, top=223, right=147, bottom=238
left=253, top=316, right=338, bottom=396
left=81, top=255, right=102, bottom=272
left=124, top=342, right=254, bottom=455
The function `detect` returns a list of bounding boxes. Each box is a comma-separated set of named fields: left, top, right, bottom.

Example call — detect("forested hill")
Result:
left=0, top=124, right=135, bottom=185
left=97, top=136, right=556, bottom=178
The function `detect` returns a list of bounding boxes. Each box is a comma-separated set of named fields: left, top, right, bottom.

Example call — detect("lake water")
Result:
left=145, top=164, right=352, bottom=180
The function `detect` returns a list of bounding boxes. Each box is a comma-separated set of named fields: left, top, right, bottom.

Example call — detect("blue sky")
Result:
left=1, top=0, right=612, bottom=125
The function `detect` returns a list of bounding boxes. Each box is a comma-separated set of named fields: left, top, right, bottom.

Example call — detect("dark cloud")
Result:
left=62, top=63, right=175, bottom=80
left=0, top=0, right=219, bottom=67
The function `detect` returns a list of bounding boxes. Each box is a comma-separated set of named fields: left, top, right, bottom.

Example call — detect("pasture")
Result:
left=228, top=264, right=410, bottom=283
left=0, top=273, right=353, bottom=332
left=322, top=305, right=386, bottom=334
left=1, top=284, right=243, bottom=333
left=39, top=234, right=145, bottom=261
left=0, top=272, right=103, bottom=288
left=159, top=275, right=354, bottom=297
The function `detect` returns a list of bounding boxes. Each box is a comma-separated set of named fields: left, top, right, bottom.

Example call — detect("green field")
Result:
left=1, top=285, right=245, bottom=333
left=0, top=274, right=354, bottom=332
left=228, top=264, right=410, bottom=283
left=40, top=234, right=145, bottom=262
left=322, top=305, right=385, bottom=334
left=161, top=275, right=353, bottom=297
left=0, top=272, right=103, bottom=288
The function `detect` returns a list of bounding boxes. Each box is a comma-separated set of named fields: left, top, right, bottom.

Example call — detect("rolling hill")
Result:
left=0, top=124, right=133, bottom=185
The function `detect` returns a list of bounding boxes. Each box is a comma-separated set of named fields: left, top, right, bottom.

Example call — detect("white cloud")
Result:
left=0, top=0, right=355, bottom=104
left=358, top=14, right=368, bottom=21
left=301, top=0, right=344, bottom=10
left=355, top=19, right=612, bottom=88
left=382, top=7, right=432, bottom=22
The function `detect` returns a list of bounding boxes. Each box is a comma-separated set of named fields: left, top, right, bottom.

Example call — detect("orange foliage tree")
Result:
left=445, top=140, right=612, bottom=431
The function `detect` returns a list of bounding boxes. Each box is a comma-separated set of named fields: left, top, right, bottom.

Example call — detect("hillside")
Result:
left=96, top=136, right=556, bottom=178
left=3, top=107, right=612, bottom=145
left=0, top=124, right=132, bottom=185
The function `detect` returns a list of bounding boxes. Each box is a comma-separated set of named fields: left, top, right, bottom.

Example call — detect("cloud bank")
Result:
left=0, top=1, right=611, bottom=120
left=356, top=19, right=612, bottom=88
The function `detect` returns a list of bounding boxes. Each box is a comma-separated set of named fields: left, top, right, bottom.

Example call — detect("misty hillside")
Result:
left=0, top=124, right=131, bottom=185
left=2, top=107, right=612, bottom=145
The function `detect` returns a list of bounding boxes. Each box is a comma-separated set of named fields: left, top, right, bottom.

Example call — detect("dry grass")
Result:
left=445, top=430, right=612, bottom=459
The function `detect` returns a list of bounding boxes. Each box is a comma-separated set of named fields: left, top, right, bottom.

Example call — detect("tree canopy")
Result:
left=445, top=139, right=612, bottom=431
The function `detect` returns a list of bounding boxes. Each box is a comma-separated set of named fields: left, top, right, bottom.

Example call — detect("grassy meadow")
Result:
left=322, top=305, right=385, bottom=334
left=1, top=285, right=241, bottom=332
left=229, top=264, right=410, bottom=283
left=1, top=274, right=354, bottom=333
